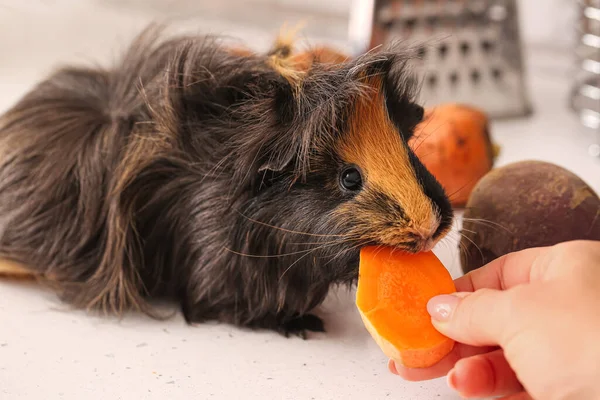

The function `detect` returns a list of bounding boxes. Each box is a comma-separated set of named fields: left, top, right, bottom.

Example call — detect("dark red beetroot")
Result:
left=460, top=160, right=600, bottom=274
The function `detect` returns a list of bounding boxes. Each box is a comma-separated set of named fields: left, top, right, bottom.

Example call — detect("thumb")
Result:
left=427, top=289, right=516, bottom=347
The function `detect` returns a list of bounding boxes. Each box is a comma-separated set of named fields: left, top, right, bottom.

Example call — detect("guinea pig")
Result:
left=0, top=24, right=453, bottom=337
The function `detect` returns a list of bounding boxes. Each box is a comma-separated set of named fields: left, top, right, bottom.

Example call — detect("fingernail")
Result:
left=427, top=294, right=460, bottom=322
left=448, top=365, right=471, bottom=399
left=388, top=359, right=398, bottom=375
left=447, top=368, right=458, bottom=390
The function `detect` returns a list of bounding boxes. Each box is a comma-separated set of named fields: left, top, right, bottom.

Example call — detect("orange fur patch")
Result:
left=0, top=259, right=37, bottom=280
left=266, top=22, right=349, bottom=83
left=339, top=80, right=438, bottom=238
left=270, top=45, right=349, bottom=85
left=227, top=46, right=255, bottom=57
left=268, top=56, right=304, bottom=85
left=266, top=22, right=305, bottom=84
left=288, top=47, right=349, bottom=72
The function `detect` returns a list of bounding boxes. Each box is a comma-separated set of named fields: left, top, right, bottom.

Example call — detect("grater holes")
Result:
left=438, top=43, right=449, bottom=58
left=382, top=20, right=394, bottom=31
left=481, top=39, right=495, bottom=53
left=460, top=41, right=471, bottom=56
left=369, top=0, right=529, bottom=119
left=405, top=17, right=418, bottom=30
left=449, top=72, right=459, bottom=85
left=427, top=74, right=438, bottom=88
left=491, top=67, right=503, bottom=80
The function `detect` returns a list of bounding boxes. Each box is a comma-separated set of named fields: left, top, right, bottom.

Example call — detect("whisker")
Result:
left=279, top=243, right=333, bottom=282
left=435, top=235, right=462, bottom=273
left=459, top=227, right=477, bottom=235
left=462, top=218, right=513, bottom=235
left=321, top=238, right=365, bottom=267
left=412, top=108, right=443, bottom=152
left=458, top=231, right=485, bottom=266
left=439, top=234, right=459, bottom=247
left=446, top=178, right=480, bottom=202
left=373, top=243, right=391, bottom=259
left=223, top=246, right=319, bottom=259
left=236, top=211, right=351, bottom=238
left=411, top=128, right=435, bottom=153
left=288, top=236, right=359, bottom=246
left=198, top=153, right=232, bottom=185
left=412, top=123, right=444, bottom=154
left=457, top=238, right=469, bottom=265
left=335, top=237, right=366, bottom=256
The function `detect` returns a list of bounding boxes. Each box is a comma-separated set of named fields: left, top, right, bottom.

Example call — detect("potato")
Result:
left=460, top=160, right=600, bottom=274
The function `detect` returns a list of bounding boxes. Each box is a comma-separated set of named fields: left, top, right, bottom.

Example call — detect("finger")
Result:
left=498, top=392, right=534, bottom=400
left=427, top=290, right=514, bottom=346
left=455, top=246, right=550, bottom=292
left=448, top=349, right=523, bottom=398
left=388, top=343, right=497, bottom=381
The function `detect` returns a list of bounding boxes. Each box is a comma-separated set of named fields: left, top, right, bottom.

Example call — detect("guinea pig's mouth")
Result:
left=400, top=221, right=453, bottom=253
left=405, top=237, right=437, bottom=253
left=365, top=236, right=441, bottom=255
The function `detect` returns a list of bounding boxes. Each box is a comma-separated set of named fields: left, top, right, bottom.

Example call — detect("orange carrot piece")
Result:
left=409, top=104, right=498, bottom=208
left=356, top=246, right=456, bottom=369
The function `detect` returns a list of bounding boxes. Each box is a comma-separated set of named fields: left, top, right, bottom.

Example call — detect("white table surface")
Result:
left=1, top=2, right=599, bottom=400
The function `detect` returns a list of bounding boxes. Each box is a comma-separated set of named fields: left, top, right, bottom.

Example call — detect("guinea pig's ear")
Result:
left=340, top=41, right=424, bottom=142
left=385, top=99, right=425, bottom=141
left=256, top=148, right=296, bottom=174
left=256, top=80, right=301, bottom=173
left=380, top=54, right=424, bottom=142
left=271, top=78, right=297, bottom=134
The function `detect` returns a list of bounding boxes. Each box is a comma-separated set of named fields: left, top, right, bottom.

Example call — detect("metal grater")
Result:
left=570, top=0, right=600, bottom=136
left=350, top=0, right=533, bottom=119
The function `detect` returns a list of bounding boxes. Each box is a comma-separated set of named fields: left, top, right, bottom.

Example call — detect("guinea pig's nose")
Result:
left=409, top=227, right=437, bottom=253
left=421, top=237, right=435, bottom=252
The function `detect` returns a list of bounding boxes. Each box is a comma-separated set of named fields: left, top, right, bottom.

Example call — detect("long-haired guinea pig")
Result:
left=0, top=25, right=453, bottom=336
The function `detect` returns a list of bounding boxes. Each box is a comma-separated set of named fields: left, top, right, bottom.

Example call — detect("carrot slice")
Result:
left=356, top=246, right=456, bottom=369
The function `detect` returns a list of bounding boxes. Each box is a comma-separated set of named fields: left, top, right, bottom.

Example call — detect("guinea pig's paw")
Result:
left=279, top=314, right=325, bottom=339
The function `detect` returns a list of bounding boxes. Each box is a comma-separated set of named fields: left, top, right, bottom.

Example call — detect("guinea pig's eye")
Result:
left=340, top=166, right=363, bottom=191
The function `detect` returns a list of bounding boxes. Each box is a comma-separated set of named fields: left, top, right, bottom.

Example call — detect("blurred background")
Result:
left=0, top=0, right=598, bottom=159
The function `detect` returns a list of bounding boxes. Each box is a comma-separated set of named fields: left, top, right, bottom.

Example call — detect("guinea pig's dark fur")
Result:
left=0, top=25, right=453, bottom=336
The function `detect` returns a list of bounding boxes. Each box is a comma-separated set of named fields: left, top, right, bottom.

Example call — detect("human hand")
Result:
left=389, top=240, right=600, bottom=400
